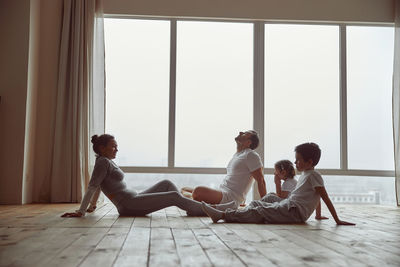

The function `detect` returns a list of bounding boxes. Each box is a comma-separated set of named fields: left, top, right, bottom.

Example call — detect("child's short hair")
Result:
left=274, top=160, right=296, bottom=179
left=294, top=142, right=321, bottom=166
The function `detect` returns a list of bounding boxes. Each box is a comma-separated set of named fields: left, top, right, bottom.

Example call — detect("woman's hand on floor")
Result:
left=61, top=211, right=83, bottom=217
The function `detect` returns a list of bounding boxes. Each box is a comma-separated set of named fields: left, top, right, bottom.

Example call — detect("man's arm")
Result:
left=315, top=187, right=355, bottom=225
left=251, top=168, right=267, bottom=198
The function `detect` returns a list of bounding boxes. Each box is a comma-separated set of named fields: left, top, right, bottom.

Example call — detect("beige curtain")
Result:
left=393, top=0, right=400, bottom=206
left=50, top=0, right=105, bottom=202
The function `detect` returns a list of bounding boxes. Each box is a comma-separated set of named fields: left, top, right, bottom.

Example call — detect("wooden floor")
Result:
left=0, top=203, right=399, bottom=267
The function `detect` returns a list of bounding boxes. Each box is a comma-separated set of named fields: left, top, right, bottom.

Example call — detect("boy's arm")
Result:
left=251, top=168, right=267, bottom=198
left=315, top=199, right=328, bottom=220
left=315, top=186, right=355, bottom=225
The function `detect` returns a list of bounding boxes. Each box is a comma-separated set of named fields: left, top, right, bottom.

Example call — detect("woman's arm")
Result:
left=87, top=187, right=101, bottom=212
left=315, top=186, right=355, bottom=225
left=61, top=158, right=109, bottom=217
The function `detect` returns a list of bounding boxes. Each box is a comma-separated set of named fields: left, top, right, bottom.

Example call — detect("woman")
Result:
left=61, top=134, right=235, bottom=217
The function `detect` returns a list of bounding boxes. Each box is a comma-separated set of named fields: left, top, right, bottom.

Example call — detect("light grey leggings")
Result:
left=116, top=180, right=206, bottom=216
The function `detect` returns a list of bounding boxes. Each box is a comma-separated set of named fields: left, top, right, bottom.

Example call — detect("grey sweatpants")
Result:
left=116, top=180, right=206, bottom=216
left=224, top=193, right=304, bottom=224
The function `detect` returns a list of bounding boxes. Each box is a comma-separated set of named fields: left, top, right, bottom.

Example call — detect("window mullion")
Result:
left=340, top=24, right=348, bottom=171
left=168, top=19, right=177, bottom=168
left=253, top=21, right=265, bottom=200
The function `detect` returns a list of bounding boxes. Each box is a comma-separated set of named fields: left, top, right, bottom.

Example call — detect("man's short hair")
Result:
left=294, top=142, right=321, bottom=166
left=248, top=130, right=259, bottom=150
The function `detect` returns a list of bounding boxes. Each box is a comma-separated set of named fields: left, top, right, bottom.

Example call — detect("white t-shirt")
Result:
left=287, top=170, right=324, bottom=221
left=281, top=178, right=297, bottom=193
left=219, top=148, right=263, bottom=203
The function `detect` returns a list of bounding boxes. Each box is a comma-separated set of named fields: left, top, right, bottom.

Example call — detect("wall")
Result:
left=103, top=0, right=394, bottom=23
left=0, top=0, right=31, bottom=204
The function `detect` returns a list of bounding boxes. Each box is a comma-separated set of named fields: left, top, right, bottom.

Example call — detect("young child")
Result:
left=269, top=159, right=327, bottom=220
left=273, top=159, right=297, bottom=199
left=201, top=142, right=355, bottom=226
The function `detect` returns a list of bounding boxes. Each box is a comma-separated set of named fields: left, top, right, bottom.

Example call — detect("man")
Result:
left=182, top=130, right=266, bottom=208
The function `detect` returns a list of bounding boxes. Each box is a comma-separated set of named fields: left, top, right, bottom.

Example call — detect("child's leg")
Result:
left=260, top=193, right=283, bottom=203
left=226, top=203, right=303, bottom=224
left=139, top=179, right=180, bottom=194
left=224, top=207, right=265, bottom=223
left=213, top=201, right=236, bottom=211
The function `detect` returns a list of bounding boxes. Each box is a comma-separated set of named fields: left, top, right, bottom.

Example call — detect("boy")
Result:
left=201, top=142, right=355, bottom=226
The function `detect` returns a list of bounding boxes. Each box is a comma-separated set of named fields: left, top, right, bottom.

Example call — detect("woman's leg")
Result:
left=118, top=191, right=206, bottom=216
left=139, top=179, right=180, bottom=194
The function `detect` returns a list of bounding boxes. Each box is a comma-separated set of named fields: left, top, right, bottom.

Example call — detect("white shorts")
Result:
left=220, top=189, right=241, bottom=208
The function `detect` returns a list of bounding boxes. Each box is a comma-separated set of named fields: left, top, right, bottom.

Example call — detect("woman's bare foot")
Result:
left=201, top=202, right=224, bottom=223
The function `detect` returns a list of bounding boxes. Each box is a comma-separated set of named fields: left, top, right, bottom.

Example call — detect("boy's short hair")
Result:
left=295, top=142, right=321, bottom=166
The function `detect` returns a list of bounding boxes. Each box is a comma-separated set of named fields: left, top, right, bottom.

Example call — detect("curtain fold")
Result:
left=50, top=0, right=105, bottom=202
left=393, top=0, right=400, bottom=206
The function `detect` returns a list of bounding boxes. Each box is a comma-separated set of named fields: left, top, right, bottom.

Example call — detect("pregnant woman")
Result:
left=61, top=134, right=234, bottom=217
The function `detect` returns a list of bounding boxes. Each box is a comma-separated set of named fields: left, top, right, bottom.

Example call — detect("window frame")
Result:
left=104, top=15, right=395, bottom=178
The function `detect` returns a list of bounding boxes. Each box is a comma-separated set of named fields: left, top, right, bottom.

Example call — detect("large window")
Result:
left=265, top=24, right=340, bottom=168
left=175, top=21, right=253, bottom=167
left=105, top=19, right=170, bottom=166
left=347, top=26, right=395, bottom=170
left=104, top=18, right=396, bottom=205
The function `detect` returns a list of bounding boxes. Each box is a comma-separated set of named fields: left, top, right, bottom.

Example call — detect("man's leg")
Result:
left=203, top=202, right=303, bottom=224
left=192, top=186, right=223, bottom=204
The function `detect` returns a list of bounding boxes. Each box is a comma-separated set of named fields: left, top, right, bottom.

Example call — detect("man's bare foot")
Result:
left=87, top=205, right=96, bottom=213
left=315, top=216, right=329, bottom=220
left=181, top=187, right=194, bottom=193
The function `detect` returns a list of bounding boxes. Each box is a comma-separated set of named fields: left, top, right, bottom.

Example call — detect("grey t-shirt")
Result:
left=77, top=156, right=135, bottom=215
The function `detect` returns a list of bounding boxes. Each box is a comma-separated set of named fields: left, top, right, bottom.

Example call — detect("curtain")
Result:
left=393, top=0, right=400, bottom=206
left=50, top=0, right=105, bottom=202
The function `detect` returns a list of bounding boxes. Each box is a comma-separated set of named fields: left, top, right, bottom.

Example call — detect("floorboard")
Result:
left=0, top=204, right=399, bottom=267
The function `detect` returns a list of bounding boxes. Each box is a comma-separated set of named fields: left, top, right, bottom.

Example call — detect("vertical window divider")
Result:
left=253, top=21, right=265, bottom=200
left=168, top=19, right=177, bottom=168
left=339, top=24, right=348, bottom=171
